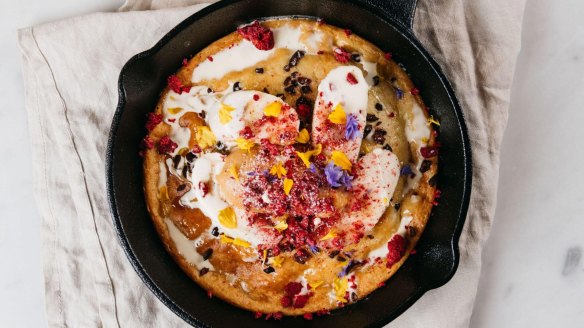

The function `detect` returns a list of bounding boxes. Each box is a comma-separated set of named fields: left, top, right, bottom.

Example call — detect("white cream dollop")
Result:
left=191, top=25, right=325, bottom=83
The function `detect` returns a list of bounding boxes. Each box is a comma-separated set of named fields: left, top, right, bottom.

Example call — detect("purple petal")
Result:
left=344, top=114, right=361, bottom=140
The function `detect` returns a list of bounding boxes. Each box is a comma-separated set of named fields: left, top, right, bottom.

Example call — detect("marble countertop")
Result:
left=0, top=0, right=582, bottom=327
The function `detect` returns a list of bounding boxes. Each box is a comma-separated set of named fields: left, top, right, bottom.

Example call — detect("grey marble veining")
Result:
left=471, top=0, right=584, bottom=326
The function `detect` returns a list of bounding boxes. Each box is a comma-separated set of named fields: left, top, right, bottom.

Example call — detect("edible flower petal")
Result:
left=264, top=101, right=282, bottom=117
left=331, top=151, right=352, bottom=170
left=220, top=234, right=250, bottom=248
left=220, top=234, right=234, bottom=244
left=283, top=178, right=294, bottom=195
left=219, top=103, right=236, bottom=124
left=195, top=126, right=217, bottom=149
left=167, top=107, right=183, bottom=115
left=344, top=114, right=360, bottom=140
left=333, top=277, right=349, bottom=303
left=270, top=162, right=288, bottom=178
left=218, top=207, right=237, bottom=229
left=295, top=128, right=310, bottom=143
left=427, top=115, right=441, bottom=127
left=309, top=281, right=324, bottom=289
left=274, top=220, right=289, bottom=232
left=296, top=144, right=322, bottom=168
left=328, top=104, right=347, bottom=124
left=324, top=163, right=344, bottom=188
left=270, top=255, right=284, bottom=268
left=235, top=137, right=255, bottom=152
left=233, top=238, right=251, bottom=248
left=320, top=229, right=336, bottom=241
left=229, top=164, right=239, bottom=181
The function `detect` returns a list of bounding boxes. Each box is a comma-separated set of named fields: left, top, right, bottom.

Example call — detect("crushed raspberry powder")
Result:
left=303, top=313, right=313, bottom=320
left=157, top=136, right=177, bottom=154
left=384, top=52, right=392, bottom=60
left=237, top=21, right=275, bottom=51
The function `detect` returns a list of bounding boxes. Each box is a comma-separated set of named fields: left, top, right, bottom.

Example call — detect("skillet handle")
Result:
left=364, top=0, right=418, bottom=30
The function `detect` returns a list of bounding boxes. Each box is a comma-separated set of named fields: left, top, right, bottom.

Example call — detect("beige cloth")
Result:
left=17, top=0, right=525, bottom=327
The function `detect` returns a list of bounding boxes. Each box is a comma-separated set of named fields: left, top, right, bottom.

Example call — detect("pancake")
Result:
left=141, top=18, right=439, bottom=317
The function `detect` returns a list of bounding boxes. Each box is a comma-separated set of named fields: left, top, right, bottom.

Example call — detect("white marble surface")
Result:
left=0, top=0, right=582, bottom=327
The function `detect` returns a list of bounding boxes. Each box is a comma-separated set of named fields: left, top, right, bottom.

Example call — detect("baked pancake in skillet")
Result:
left=141, top=18, right=440, bottom=317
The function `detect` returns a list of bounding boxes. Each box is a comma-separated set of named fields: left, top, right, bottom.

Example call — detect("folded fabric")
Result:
left=17, top=0, right=525, bottom=326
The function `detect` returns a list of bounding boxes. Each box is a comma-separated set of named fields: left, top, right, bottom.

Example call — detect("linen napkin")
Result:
left=17, top=0, right=526, bottom=327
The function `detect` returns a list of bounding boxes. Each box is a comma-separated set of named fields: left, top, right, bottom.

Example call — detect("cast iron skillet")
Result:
left=107, top=0, right=472, bottom=326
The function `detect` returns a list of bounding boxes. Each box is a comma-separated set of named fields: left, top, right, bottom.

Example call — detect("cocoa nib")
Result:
left=372, top=129, right=387, bottom=144
left=294, top=248, right=311, bottom=264
left=420, top=160, right=432, bottom=173
left=284, top=50, right=305, bottom=72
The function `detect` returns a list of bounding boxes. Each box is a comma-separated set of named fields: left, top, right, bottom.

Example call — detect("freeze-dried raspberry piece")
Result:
left=386, top=234, right=406, bottom=267
left=297, top=103, right=310, bottom=117
left=284, top=282, right=302, bottom=296
left=237, top=21, right=274, bottom=51
left=167, top=75, right=191, bottom=94
left=346, top=72, right=358, bottom=85
left=333, top=47, right=351, bottom=63
left=140, top=135, right=154, bottom=149
left=293, top=294, right=311, bottom=308
left=420, top=146, right=439, bottom=158
left=280, top=295, right=293, bottom=308
left=145, top=113, right=163, bottom=131
left=158, top=136, right=178, bottom=154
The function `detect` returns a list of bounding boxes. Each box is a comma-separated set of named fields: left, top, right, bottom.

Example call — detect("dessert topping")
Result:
left=237, top=21, right=275, bottom=51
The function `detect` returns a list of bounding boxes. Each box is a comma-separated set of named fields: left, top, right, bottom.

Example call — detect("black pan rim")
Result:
left=106, top=0, right=473, bottom=326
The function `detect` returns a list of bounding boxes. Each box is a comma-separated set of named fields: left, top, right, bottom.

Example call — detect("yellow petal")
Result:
left=360, top=142, right=373, bottom=155
left=295, top=128, right=310, bottom=143
left=283, top=178, right=294, bottom=196
left=274, top=220, right=288, bottom=232
left=333, top=277, right=349, bottom=302
left=264, top=101, right=282, bottom=117
left=167, top=107, right=183, bottom=115
left=233, top=238, right=251, bottom=248
left=270, top=255, right=285, bottom=268
left=218, top=207, right=237, bottom=229
left=296, top=144, right=322, bottom=168
left=328, top=103, right=347, bottom=124
left=331, top=150, right=352, bottom=170
left=320, top=230, right=336, bottom=241
left=309, top=281, right=324, bottom=289
left=235, top=137, right=255, bottom=152
left=313, top=143, right=322, bottom=156
left=219, top=103, right=236, bottom=125
left=195, top=126, right=217, bottom=149
left=269, top=162, right=287, bottom=178
left=220, top=234, right=234, bottom=244
left=427, top=115, right=441, bottom=127
left=296, top=151, right=313, bottom=168
left=229, top=164, right=239, bottom=181
left=178, top=147, right=190, bottom=156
